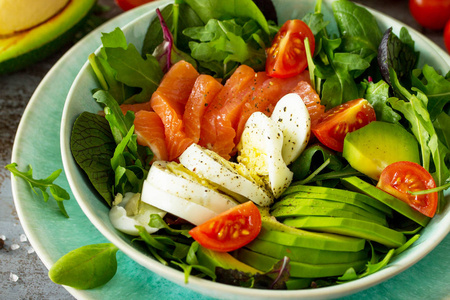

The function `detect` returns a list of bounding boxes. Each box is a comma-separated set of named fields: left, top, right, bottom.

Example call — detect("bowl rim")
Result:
left=60, top=1, right=450, bottom=299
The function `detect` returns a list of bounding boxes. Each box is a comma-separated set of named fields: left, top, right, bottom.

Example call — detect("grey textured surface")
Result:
left=0, top=0, right=447, bottom=299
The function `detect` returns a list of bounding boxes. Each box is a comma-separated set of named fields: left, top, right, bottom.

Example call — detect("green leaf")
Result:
left=332, top=0, right=382, bottom=63
left=183, top=0, right=269, bottom=35
left=412, top=65, right=450, bottom=121
left=70, top=112, right=115, bottom=206
left=6, top=163, right=70, bottom=217
left=48, top=243, right=119, bottom=289
left=105, top=44, right=163, bottom=103
left=364, top=80, right=401, bottom=123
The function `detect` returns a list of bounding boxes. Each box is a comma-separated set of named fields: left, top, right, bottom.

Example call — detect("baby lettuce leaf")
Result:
left=332, top=0, right=382, bottom=64
left=378, top=27, right=418, bottom=88
left=70, top=112, right=116, bottom=206
left=142, top=3, right=204, bottom=56
left=363, top=79, right=401, bottom=123
left=183, top=0, right=269, bottom=35
left=184, top=18, right=267, bottom=78
left=49, top=243, right=119, bottom=289
left=6, top=163, right=70, bottom=217
left=412, top=65, right=450, bottom=121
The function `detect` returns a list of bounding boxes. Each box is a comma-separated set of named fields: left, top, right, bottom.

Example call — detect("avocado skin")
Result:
left=0, top=0, right=95, bottom=74
left=341, top=176, right=430, bottom=227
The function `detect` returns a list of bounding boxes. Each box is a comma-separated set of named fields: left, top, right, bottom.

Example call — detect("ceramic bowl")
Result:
left=60, top=0, right=450, bottom=298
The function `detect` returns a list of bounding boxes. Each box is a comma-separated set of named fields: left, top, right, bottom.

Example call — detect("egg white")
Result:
left=179, top=143, right=274, bottom=206
left=141, top=180, right=217, bottom=225
left=270, top=93, right=311, bottom=165
left=237, top=112, right=293, bottom=198
left=146, top=161, right=238, bottom=213
left=109, top=192, right=166, bottom=236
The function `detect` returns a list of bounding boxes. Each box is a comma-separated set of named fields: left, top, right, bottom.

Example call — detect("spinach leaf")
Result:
left=183, top=0, right=269, bottom=35
left=49, top=243, right=119, bottom=289
left=332, top=0, right=382, bottom=64
left=70, top=112, right=116, bottom=206
left=378, top=27, right=419, bottom=88
left=6, top=163, right=70, bottom=217
left=316, top=37, right=370, bottom=108
left=363, top=79, right=401, bottom=123
left=290, top=144, right=344, bottom=181
left=412, top=65, right=450, bottom=121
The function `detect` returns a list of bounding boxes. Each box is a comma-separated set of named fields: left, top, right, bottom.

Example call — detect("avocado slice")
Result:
left=245, top=238, right=368, bottom=264
left=342, top=121, right=420, bottom=179
left=286, top=278, right=313, bottom=290
left=258, top=214, right=365, bottom=252
left=236, top=248, right=367, bottom=278
left=341, top=176, right=430, bottom=227
left=196, top=245, right=261, bottom=274
left=282, top=184, right=392, bottom=216
left=0, top=0, right=96, bottom=74
left=271, top=203, right=387, bottom=226
left=283, top=216, right=406, bottom=248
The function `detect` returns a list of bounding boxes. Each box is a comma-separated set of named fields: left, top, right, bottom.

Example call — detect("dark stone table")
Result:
left=0, top=0, right=447, bottom=298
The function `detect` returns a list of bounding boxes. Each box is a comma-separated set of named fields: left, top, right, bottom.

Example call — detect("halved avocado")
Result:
left=0, top=0, right=96, bottom=74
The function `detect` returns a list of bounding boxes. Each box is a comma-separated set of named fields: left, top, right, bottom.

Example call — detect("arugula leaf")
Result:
left=105, top=44, right=163, bottom=104
left=70, top=112, right=116, bottom=206
left=332, top=0, right=382, bottom=63
left=183, top=0, right=270, bottom=35
left=389, top=69, right=450, bottom=210
left=433, top=112, right=450, bottom=148
left=49, top=243, right=119, bottom=289
left=363, top=79, right=401, bottom=123
left=412, top=65, right=450, bottom=121
left=6, top=163, right=70, bottom=217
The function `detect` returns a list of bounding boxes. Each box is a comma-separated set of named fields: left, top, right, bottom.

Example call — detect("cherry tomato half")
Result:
left=409, top=0, right=450, bottom=30
left=377, top=161, right=438, bottom=218
left=445, top=20, right=450, bottom=54
left=312, top=98, right=376, bottom=152
left=266, top=19, right=315, bottom=78
left=115, top=0, right=154, bottom=11
left=189, top=201, right=262, bottom=252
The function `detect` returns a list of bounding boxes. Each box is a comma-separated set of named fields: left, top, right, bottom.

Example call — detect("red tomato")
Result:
left=445, top=20, right=450, bottom=54
left=266, top=19, right=315, bottom=78
left=377, top=161, right=438, bottom=218
left=189, top=201, right=262, bottom=252
left=115, top=0, right=154, bottom=11
left=312, top=98, right=376, bottom=152
left=409, top=0, right=450, bottom=30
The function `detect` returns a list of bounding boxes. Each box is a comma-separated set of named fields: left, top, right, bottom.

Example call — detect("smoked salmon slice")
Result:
left=199, top=65, right=256, bottom=158
left=183, top=74, right=223, bottom=144
left=134, top=110, right=168, bottom=162
left=150, top=60, right=199, bottom=161
left=235, top=71, right=310, bottom=144
left=291, top=80, right=325, bottom=128
left=119, top=101, right=153, bottom=115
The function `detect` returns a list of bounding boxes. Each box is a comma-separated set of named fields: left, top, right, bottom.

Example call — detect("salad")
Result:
left=63, top=0, right=449, bottom=291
